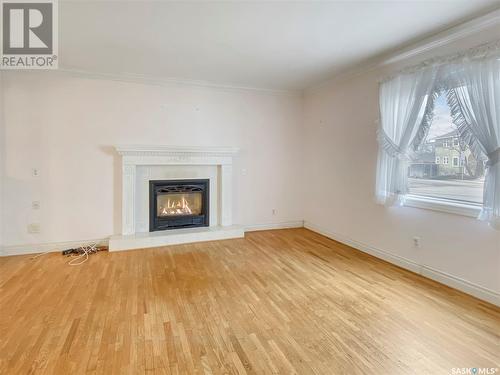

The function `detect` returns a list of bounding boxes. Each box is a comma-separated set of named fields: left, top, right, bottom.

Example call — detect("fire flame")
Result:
left=160, top=196, right=193, bottom=216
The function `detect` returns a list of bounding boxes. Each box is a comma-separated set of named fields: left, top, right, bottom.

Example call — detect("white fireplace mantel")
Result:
left=109, top=145, right=243, bottom=251
left=115, top=145, right=239, bottom=163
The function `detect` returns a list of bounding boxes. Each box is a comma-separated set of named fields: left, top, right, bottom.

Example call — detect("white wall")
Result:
left=303, top=30, right=500, bottom=299
left=1, top=72, right=303, bottom=249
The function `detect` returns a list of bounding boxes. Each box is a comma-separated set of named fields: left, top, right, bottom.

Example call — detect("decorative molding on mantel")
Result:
left=115, top=145, right=239, bottom=158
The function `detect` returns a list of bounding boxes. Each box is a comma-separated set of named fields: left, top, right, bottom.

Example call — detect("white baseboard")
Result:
left=244, top=220, right=304, bottom=232
left=0, top=221, right=304, bottom=256
left=1, top=238, right=109, bottom=256
left=419, top=266, right=500, bottom=307
left=304, top=221, right=500, bottom=307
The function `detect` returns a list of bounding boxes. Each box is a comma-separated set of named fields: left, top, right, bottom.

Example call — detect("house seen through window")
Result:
left=408, top=92, right=486, bottom=205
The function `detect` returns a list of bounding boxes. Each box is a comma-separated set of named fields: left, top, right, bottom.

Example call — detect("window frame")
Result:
left=404, top=195, right=481, bottom=217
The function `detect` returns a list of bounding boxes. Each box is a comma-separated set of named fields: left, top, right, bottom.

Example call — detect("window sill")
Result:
left=404, top=195, right=482, bottom=218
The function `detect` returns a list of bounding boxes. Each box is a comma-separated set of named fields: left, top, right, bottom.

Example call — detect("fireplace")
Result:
left=149, top=179, right=209, bottom=232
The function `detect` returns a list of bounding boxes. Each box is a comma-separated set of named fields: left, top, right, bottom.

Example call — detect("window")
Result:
left=376, top=53, right=499, bottom=225
left=408, top=92, right=486, bottom=206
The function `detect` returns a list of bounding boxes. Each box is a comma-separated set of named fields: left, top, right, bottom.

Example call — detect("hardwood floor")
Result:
left=0, top=228, right=499, bottom=374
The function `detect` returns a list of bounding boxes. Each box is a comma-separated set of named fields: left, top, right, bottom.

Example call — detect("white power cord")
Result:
left=30, top=243, right=101, bottom=265
left=68, top=243, right=99, bottom=266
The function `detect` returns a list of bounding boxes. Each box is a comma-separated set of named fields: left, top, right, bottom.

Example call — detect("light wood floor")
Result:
left=1, top=229, right=499, bottom=374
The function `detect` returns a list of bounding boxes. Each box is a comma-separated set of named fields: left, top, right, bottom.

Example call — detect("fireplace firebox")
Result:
left=149, top=179, right=209, bottom=232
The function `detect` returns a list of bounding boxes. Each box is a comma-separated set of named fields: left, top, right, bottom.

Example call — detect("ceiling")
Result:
left=59, top=1, right=500, bottom=91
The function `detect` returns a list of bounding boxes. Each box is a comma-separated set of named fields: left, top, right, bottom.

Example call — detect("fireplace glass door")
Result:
left=157, top=192, right=202, bottom=217
left=149, top=179, right=209, bottom=231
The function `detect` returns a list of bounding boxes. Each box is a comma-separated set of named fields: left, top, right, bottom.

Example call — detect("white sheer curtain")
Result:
left=447, top=57, right=500, bottom=229
left=375, top=68, right=436, bottom=205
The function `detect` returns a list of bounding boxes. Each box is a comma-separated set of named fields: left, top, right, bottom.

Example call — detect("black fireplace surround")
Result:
left=149, top=179, right=209, bottom=232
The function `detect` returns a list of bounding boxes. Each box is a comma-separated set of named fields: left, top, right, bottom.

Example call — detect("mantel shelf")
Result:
left=114, top=145, right=240, bottom=157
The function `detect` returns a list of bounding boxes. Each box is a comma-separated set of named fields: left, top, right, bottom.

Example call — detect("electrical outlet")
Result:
left=32, top=168, right=40, bottom=177
left=32, top=201, right=40, bottom=210
left=272, top=209, right=277, bottom=215
left=413, top=236, right=421, bottom=248
left=27, top=223, right=40, bottom=234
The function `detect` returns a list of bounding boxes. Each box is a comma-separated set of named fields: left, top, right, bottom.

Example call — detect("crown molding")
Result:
left=381, top=9, right=500, bottom=66
left=306, top=8, right=500, bottom=93
left=52, top=68, right=301, bottom=97
left=4, top=9, right=498, bottom=96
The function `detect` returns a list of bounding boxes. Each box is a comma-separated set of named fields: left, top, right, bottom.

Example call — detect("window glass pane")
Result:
left=408, top=92, right=486, bottom=204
